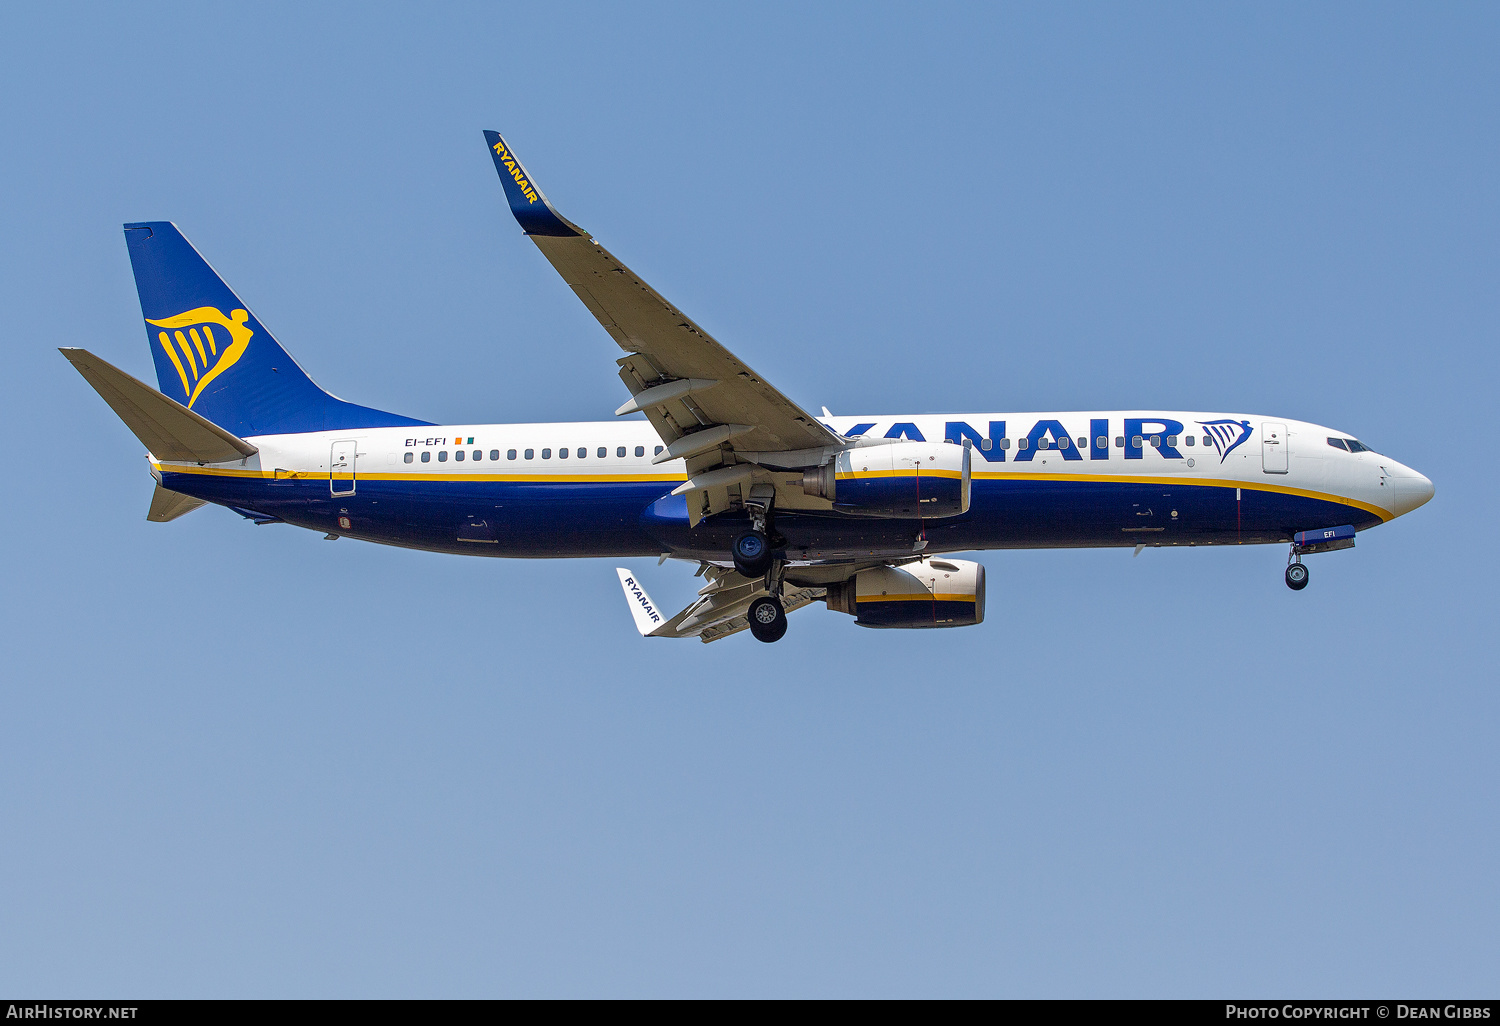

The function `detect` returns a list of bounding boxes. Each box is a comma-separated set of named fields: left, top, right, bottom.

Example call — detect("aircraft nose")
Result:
left=1386, top=464, right=1435, bottom=517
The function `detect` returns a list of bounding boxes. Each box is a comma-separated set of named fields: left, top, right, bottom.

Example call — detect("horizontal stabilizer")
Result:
left=60, top=348, right=258, bottom=463
left=147, top=484, right=206, bottom=522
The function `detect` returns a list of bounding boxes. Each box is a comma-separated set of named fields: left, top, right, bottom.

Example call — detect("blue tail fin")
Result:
left=124, top=222, right=429, bottom=436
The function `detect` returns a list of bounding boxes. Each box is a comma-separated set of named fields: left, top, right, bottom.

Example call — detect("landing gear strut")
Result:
left=739, top=483, right=788, bottom=641
left=1285, top=558, right=1309, bottom=591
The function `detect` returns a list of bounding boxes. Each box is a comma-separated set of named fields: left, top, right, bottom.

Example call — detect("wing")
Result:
left=616, top=563, right=825, bottom=644
left=484, top=131, right=845, bottom=523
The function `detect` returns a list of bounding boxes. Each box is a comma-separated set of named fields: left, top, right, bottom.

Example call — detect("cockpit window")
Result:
left=1327, top=437, right=1348, bottom=451
left=1346, top=439, right=1371, bottom=453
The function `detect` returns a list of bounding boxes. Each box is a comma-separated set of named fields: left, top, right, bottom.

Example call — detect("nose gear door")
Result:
left=1261, top=422, right=1288, bottom=474
left=331, top=439, right=357, bottom=495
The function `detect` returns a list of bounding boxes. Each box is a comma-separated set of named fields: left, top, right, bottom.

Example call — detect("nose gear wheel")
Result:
left=1285, top=562, right=1309, bottom=590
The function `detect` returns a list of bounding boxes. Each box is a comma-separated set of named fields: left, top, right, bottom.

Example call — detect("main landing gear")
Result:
left=748, top=595, right=788, bottom=643
left=732, top=529, right=772, bottom=578
left=739, top=484, right=788, bottom=643
left=1285, top=558, right=1309, bottom=591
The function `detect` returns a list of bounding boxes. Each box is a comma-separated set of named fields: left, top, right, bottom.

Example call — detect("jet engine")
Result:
left=824, top=558, right=985, bottom=629
left=800, top=441, right=971, bottom=518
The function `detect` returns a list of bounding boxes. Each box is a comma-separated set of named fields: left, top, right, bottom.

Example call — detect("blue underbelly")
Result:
left=159, top=472, right=1383, bottom=557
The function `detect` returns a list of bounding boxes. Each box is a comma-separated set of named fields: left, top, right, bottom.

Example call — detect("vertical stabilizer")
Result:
left=123, top=222, right=429, bottom=436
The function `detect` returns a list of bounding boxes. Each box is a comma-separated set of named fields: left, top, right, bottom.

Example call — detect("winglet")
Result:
left=615, top=568, right=667, bottom=637
left=483, top=130, right=586, bottom=237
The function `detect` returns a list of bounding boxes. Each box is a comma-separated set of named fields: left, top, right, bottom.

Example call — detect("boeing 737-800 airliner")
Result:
left=62, top=131, right=1434, bottom=643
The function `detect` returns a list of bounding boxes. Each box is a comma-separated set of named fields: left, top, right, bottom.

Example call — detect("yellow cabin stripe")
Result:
left=154, top=464, right=685, bottom=485
left=150, top=463, right=1392, bottom=520
left=836, top=469, right=965, bottom=481
left=967, top=470, right=1392, bottom=521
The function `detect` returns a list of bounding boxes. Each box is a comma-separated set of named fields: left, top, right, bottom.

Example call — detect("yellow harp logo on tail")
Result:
left=145, top=307, right=254, bottom=409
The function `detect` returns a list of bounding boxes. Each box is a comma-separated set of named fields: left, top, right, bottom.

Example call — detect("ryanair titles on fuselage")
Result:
left=839, top=416, right=1256, bottom=465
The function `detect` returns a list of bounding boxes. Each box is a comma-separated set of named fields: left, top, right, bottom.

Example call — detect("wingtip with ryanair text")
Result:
left=64, top=129, right=1434, bottom=644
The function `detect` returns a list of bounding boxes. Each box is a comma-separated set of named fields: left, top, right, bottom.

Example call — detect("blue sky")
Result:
left=1, top=2, right=1495, bottom=997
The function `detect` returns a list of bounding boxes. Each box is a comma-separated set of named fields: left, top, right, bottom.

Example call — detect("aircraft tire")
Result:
left=748, top=596, right=787, bottom=643
left=1285, top=563, right=1309, bottom=590
left=732, top=530, right=773, bottom=578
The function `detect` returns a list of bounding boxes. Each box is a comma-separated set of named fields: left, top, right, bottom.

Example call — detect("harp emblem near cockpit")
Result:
left=1197, top=419, right=1253, bottom=463
left=145, top=306, right=254, bottom=409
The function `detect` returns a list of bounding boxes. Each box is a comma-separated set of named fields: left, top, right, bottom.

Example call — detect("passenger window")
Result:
left=1185, top=436, right=1194, bottom=446
left=1132, top=435, right=1142, bottom=448
left=1096, top=436, right=1107, bottom=449
left=597, top=447, right=607, bottom=458
left=1076, top=437, right=1086, bottom=449
left=524, top=449, right=534, bottom=460
left=635, top=446, right=645, bottom=457
left=1115, top=437, right=1125, bottom=448
left=421, top=451, right=431, bottom=462
left=558, top=447, right=568, bottom=459
left=438, top=451, right=448, bottom=462
left=1150, top=435, right=1161, bottom=448
left=1166, top=435, right=1177, bottom=446
left=654, top=445, right=664, bottom=456
left=576, top=447, right=586, bottom=459
left=979, top=438, right=992, bottom=450
left=403, top=452, right=414, bottom=464
left=542, top=448, right=551, bottom=459
left=474, top=450, right=482, bottom=461
left=1327, top=437, right=1348, bottom=451
left=1017, top=438, right=1029, bottom=450
left=455, top=450, right=465, bottom=461
left=1202, top=435, right=1212, bottom=446
left=616, top=446, right=626, bottom=458
left=1000, top=438, right=1011, bottom=449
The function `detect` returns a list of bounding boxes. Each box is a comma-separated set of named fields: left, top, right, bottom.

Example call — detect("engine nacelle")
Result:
left=824, top=558, right=986, bottom=629
left=801, top=441, right=971, bottom=518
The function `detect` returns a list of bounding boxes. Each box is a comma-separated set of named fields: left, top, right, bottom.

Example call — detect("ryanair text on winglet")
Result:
left=622, top=575, right=662, bottom=624
left=492, top=140, right=540, bottom=203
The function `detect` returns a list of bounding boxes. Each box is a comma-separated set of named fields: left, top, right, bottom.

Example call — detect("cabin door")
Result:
left=331, top=440, right=357, bottom=495
left=1261, top=423, right=1288, bottom=474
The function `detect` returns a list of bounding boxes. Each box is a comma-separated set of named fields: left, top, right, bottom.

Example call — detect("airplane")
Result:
left=62, top=130, right=1435, bottom=644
